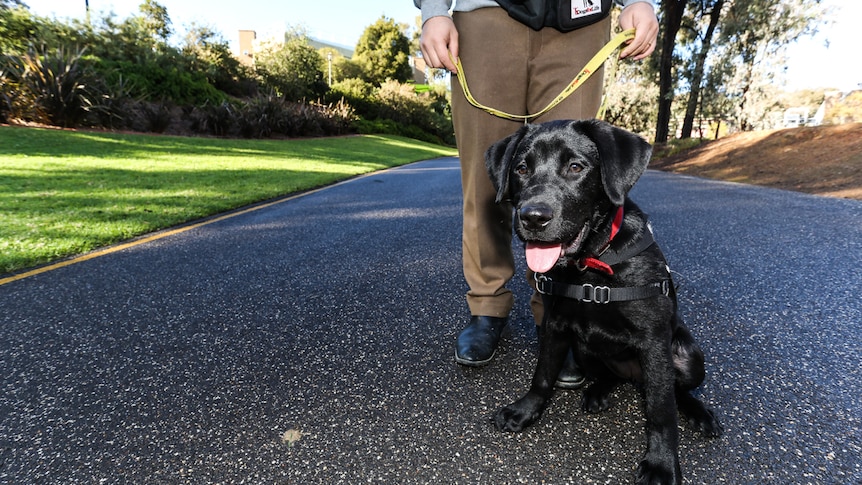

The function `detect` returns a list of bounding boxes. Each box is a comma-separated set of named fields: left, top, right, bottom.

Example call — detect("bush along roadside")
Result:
left=1, top=46, right=452, bottom=143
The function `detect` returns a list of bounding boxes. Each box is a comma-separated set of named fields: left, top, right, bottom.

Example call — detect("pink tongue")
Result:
left=525, top=242, right=563, bottom=273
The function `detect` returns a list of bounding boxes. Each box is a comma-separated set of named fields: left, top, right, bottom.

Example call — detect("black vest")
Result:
left=495, top=0, right=613, bottom=32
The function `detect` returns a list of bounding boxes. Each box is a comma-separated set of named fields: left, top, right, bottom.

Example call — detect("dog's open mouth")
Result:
left=524, top=224, right=589, bottom=273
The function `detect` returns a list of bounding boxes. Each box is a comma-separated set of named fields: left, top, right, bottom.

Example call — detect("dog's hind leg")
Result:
left=671, top=322, right=706, bottom=390
left=675, top=389, right=723, bottom=437
left=671, top=321, right=723, bottom=437
left=582, top=378, right=619, bottom=413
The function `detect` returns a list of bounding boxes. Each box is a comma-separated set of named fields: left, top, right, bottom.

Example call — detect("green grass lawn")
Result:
left=0, top=126, right=456, bottom=275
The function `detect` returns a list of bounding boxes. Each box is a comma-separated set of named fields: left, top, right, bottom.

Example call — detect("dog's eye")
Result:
left=515, top=162, right=528, bottom=175
left=568, top=161, right=585, bottom=174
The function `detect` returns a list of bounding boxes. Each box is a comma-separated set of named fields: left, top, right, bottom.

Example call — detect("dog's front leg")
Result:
left=636, top=341, right=683, bottom=485
left=492, top=322, right=569, bottom=432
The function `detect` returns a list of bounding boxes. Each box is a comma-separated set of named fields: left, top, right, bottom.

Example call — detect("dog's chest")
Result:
left=550, top=294, right=671, bottom=350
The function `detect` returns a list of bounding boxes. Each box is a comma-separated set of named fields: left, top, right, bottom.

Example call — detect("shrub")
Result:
left=253, top=32, right=327, bottom=103
left=98, top=58, right=225, bottom=106
left=311, top=98, right=356, bottom=136
left=327, top=78, right=377, bottom=117
left=372, top=80, right=454, bottom=144
left=138, top=100, right=174, bottom=133
left=236, top=93, right=284, bottom=138
left=85, top=74, right=140, bottom=130
left=188, top=100, right=236, bottom=137
left=325, top=78, right=453, bottom=144
left=234, top=94, right=356, bottom=138
left=0, top=46, right=96, bottom=127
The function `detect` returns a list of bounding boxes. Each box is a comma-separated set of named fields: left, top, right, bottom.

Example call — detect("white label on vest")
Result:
left=571, top=0, right=602, bottom=19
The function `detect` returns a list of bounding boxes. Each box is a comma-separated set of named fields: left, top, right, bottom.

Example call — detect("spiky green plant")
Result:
left=0, top=45, right=95, bottom=127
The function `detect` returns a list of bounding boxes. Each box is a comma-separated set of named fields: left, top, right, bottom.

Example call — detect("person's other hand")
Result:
left=618, top=2, right=659, bottom=61
left=419, top=16, right=459, bottom=73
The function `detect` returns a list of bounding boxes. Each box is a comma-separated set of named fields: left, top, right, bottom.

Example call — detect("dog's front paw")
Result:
left=492, top=394, right=546, bottom=432
left=636, top=456, right=681, bottom=485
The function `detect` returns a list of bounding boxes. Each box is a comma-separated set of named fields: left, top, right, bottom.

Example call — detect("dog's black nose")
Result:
left=519, top=203, right=554, bottom=230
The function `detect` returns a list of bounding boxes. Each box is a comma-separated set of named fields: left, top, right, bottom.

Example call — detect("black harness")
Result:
left=534, top=221, right=672, bottom=304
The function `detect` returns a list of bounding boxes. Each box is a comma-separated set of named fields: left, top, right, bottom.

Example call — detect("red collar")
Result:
left=579, top=206, right=623, bottom=275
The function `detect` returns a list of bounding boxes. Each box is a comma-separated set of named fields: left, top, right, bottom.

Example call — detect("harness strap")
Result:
left=597, top=222, right=656, bottom=267
left=535, top=274, right=670, bottom=304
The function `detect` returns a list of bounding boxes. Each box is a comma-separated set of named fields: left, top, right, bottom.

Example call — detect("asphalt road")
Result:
left=1, top=157, right=860, bottom=484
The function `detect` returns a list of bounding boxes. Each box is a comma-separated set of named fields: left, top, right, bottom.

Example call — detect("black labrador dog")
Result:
left=485, top=119, right=722, bottom=484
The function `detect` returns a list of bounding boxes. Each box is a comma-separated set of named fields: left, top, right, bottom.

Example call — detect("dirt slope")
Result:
left=650, top=123, right=862, bottom=200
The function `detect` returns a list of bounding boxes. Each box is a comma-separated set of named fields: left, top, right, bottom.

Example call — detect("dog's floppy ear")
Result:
left=484, top=125, right=533, bottom=203
left=576, top=119, right=652, bottom=206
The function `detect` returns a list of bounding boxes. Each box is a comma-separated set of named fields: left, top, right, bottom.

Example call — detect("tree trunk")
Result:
left=654, top=0, right=687, bottom=144
left=681, top=0, right=724, bottom=139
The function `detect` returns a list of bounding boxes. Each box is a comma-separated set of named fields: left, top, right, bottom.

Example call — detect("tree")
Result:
left=353, top=16, right=412, bottom=86
left=601, top=39, right=660, bottom=138
left=254, top=29, right=327, bottom=102
left=654, top=0, right=687, bottom=143
left=0, top=3, right=38, bottom=53
left=0, top=0, right=25, bottom=9
left=679, top=0, right=725, bottom=139
left=138, top=0, right=171, bottom=45
left=182, top=23, right=254, bottom=96
left=825, top=91, right=862, bottom=125
left=709, top=0, right=825, bottom=131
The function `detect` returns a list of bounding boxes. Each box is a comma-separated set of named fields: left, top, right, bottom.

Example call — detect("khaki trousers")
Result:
left=452, top=8, right=609, bottom=324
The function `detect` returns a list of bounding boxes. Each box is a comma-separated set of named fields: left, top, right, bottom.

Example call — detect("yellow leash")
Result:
left=451, top=29, right=636, bottom=123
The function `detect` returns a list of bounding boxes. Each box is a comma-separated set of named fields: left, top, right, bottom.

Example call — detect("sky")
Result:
left=21, top=0, right=862, bottom=92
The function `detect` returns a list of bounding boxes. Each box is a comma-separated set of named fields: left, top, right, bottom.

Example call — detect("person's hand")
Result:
left=419, top=16, right=459, bottom=73
left=618, top=1, right=659, bottom=61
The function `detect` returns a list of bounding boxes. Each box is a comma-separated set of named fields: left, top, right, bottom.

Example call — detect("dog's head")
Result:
left=485, top=119, right=652, bottom=272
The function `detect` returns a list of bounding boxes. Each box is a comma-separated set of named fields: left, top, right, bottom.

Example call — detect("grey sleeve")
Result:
left=413, top=0, right=454, bottom=24
left=616, top=0, right=656, bottom=8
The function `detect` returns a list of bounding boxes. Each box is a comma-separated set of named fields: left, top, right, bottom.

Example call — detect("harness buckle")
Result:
left=661, top=280, right=670, bottom=296
left=582, top=284, right=611, bottom=304
left=534, top=273, right=550, bottom=295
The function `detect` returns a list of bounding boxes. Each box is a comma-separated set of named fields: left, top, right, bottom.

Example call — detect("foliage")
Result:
left=231, top=94, right=354, bottom=138
left=709, top=0, right=825, bottom=131
left=327, top=77, right=379, bottom=119
left=188, top=100, right=235, bottom=137
left=137, top=0, right=172, bottom=45
left=334, top=79, right=453, bottom=144
left=601, top=23, right=660, bottom=139
left=254, top=29, right=327, bottom=102
left=187, top=94, right=356, bottom=139
left=677, top=0, right=725, bottom=139
left=182, top=23, right=256, bottom=97
left=352, top=16, right=412, bottom=86
left=652, top=137, right=705, bottom=159
left=98, top=57, right=227, bottom=106
left=824, top=91, right=862, bottom=125
left=653, top=0, right=687, bottom=143
left=0, top=45, right=96, bottom=127
left=0, top=4, right=452, bottom=144
left=0, top=4, right=41, bottom=53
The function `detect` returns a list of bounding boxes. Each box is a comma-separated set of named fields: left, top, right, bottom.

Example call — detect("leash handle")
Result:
left=451, top=29, right=636, bottom=123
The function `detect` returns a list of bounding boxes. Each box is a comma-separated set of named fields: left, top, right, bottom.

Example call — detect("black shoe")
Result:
left=555, top=349, right=586, bottom=389
left=454, top=316, right=508, bottom=367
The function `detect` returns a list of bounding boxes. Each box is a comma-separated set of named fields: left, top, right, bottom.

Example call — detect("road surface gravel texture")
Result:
left=1, top=157, right=860, bottom=484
